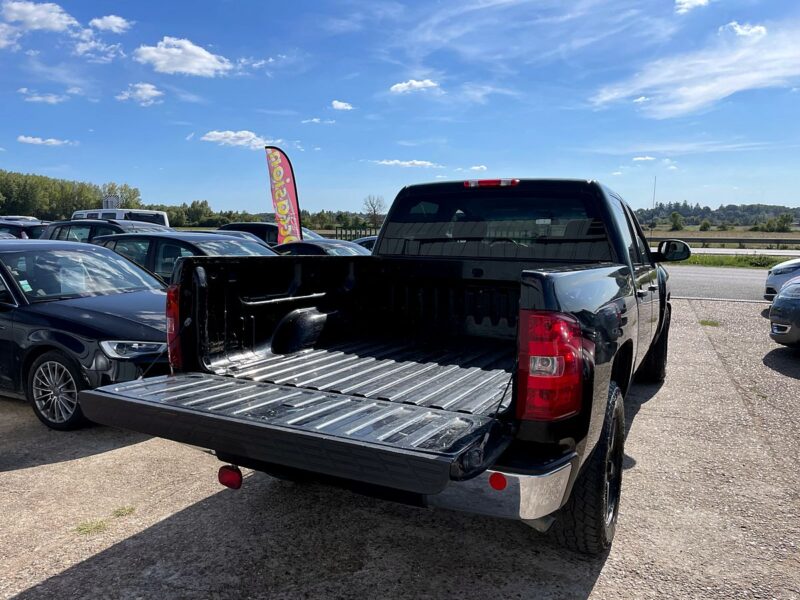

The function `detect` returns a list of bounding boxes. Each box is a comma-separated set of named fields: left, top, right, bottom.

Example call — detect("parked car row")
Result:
left=0, top=215, right=376, bottom=429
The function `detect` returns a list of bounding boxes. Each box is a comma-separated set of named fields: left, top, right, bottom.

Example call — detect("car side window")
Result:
left=114, top=239, right=151, bottom=267
left=65, top=225, right=91, bottom=243
left=0, top=276, right=14, bottom=305
left=94, top=225, right=118, bottom=238
left=607, top=197, right=640, bottom=265
left=155, top=241, right=194, bottom=278
left=623, top=206, right=652, bottom=265
left=53, top=226, right=68, bottom=240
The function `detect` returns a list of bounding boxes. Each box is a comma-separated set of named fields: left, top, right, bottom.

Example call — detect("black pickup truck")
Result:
left=80, top=179, right=690, bottom=554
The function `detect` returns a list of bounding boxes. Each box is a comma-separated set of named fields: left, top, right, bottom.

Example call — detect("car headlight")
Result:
left=100, top=340, right=167, bottom=359
left=772, top=265, right=800, bottom=276
left=777, top=284, right=800, bottom=299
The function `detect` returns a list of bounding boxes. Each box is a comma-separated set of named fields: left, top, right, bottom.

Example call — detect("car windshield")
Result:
left=325, top=244, right=371, bottom=256
left=194, top=239, right=276, bottom=256
left=0, top=248, right=163, bottom=302
left=302, top=228, right=323, bottom=240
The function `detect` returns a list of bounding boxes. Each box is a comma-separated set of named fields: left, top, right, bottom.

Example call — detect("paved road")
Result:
left=685, top=248, right=800, bottom=257
left=666, top=264, right=767, bottom=301
left=2, top=300, right=797, bottom=599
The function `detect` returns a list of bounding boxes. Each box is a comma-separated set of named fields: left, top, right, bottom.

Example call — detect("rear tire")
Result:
left=637, top=306, right=670, bottom=383
left=550, top=382, right=625, bottom=555
left=27, top=350, right=88, bottom=431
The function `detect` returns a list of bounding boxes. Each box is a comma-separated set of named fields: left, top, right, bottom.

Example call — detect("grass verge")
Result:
left=699, top=319, right=720, bottom=327
left=681, top=255, right=787, bottom=269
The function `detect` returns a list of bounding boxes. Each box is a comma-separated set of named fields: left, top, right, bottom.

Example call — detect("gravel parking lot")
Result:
left=1, top=299, right=798, bottom=600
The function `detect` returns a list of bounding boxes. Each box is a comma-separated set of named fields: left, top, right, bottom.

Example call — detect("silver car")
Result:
left=769, top=275, right=800, bottom=347
left=765, top=258, right=800, bottom=301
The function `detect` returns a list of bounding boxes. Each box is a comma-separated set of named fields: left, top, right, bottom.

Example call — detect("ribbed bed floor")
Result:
left=223, top=338, right=515, bottom=417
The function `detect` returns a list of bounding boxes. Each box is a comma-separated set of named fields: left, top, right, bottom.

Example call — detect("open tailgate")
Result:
left=79, top=374, right=509, bottom=495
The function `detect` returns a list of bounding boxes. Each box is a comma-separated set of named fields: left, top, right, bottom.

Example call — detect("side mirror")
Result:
left=654, top=239, right=691, bottom=262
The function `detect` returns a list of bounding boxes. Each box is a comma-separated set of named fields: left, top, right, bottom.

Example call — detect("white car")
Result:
left=765, top=258, right=800, bottom=301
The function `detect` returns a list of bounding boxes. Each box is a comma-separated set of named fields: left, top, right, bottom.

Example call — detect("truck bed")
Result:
left=219, top=338, right=514, bottom=417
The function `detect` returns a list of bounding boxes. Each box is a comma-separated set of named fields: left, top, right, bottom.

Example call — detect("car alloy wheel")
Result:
left=32, top=360, right=79, bottom=425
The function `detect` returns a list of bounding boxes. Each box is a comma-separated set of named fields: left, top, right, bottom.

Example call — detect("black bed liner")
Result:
left=214, top=338, right=515, bottom=417
left=80, top=371, right=512, bottom=494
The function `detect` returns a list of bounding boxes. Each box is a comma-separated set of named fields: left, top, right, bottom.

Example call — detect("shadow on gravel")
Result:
left=762, top=347, right=800, bottom=379
left=15, top=474, right=608, bottom=599
left=0, top=397, right=149, bottom=472
left=621, top=382, right=663, bottom=470
left=760, top=308, right=770, bottom=319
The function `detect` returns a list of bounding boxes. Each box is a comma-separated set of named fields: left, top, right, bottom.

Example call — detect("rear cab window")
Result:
left=376, top=186, right=615, bottom=262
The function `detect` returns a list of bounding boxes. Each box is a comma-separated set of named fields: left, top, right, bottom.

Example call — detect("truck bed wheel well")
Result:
left=610, top=341, right=634, bottom=397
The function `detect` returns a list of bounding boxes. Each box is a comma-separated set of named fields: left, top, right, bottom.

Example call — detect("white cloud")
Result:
left=301, top=117, right=335, bottom=124
left=0, top=22, right=20, bottom=48
left=611, top=171, right=623, bottom=176
left=66, top=86, right=82, bottom=95
left=17, top=87, right=67, bottom=103
left=185, top=132, right=194, bottom=141
left=2, top=1, right=77, bottom=31
left=633, top=156, right=655, bottom=161
left=116, top=82, right=164, bottom=107
left=389, top=79, right=439, bottom=94
left=662, top=158, right=679, bottom=170
left=587, top=139, right=771, bottom=156
left=592, top=24, right=800, bottom=118
left=200, top=130, right=277, bottom=150
left=89, top=15, right=132, bottom=34
left=633, top=96, right=649, bottom=103
left=435, top=175, right=447, bottom=179
left=719, top=21, right=767, bottom=39
left=460, top=83, right=517, bottom=105
left=17, top=134, right=73, bottom=146
left=469, top=165, right=488, bottom=172
left=331, top=100, right=354, bottom=110
left=73, top=28, right=123, bottom=63
left=134, top=37, right=232, bottom=77
left=371, top=159, right=444, bottom=168
left=675, top=0, right=709, bottom=14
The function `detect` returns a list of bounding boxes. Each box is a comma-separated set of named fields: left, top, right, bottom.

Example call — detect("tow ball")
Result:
left=218, top=465, right=243, bottom=489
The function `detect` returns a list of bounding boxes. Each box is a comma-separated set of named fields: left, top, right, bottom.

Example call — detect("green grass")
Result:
left=75, top=519, right=109, bottom=535
left=682, top=254, right=786, bottom=269
left=699, top=319, right=720, bottom=327
left=111, top=506, right=135, bottom=518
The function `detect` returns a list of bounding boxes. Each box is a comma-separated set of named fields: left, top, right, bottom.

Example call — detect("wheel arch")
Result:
left=610, top=340, right=634, bottom=397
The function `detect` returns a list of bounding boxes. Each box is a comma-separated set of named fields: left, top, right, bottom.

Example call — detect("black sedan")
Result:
left=769, top=275, right=800, bottom=347
left=0, top=220, right=49, bottom=239
left=273, top=239, right=372, bottom=256
left=0, top=240, right=168, bottom=430
left=93, top=231, right=275, bottom=282
left=218, top=222, right=324, bottom=246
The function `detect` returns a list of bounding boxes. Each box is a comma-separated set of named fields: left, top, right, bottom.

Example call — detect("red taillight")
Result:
left=166, top=283, right=182, bottom=371
left=489, top=472, right=507, bottom=491
left=218, top=465, right=242, bottom=489
left=516, top=310, right=583, bottom=421
left=463, top=179, right=520, bottom=188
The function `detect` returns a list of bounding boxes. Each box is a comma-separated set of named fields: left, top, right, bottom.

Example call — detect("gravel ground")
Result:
left=1, top=299, right=798, bottom=599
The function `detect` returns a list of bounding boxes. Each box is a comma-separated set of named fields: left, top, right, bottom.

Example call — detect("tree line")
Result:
left=635, top=200, right=799, bottom=231
left=0, top=169, right=385, bottom=229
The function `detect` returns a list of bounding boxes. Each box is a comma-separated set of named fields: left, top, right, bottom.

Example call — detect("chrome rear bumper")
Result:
left=425, top=461, right=574, bottom=524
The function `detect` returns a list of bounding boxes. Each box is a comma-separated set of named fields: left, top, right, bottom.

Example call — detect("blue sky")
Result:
left=1, top=0, right=799, bottom=213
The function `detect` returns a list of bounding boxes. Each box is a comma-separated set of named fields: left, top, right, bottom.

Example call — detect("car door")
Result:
left=0, top=273, right=18, bottom=391
left=154, top=239, right=196, bottom=283
left=623, top=205, right=658, bottom=367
